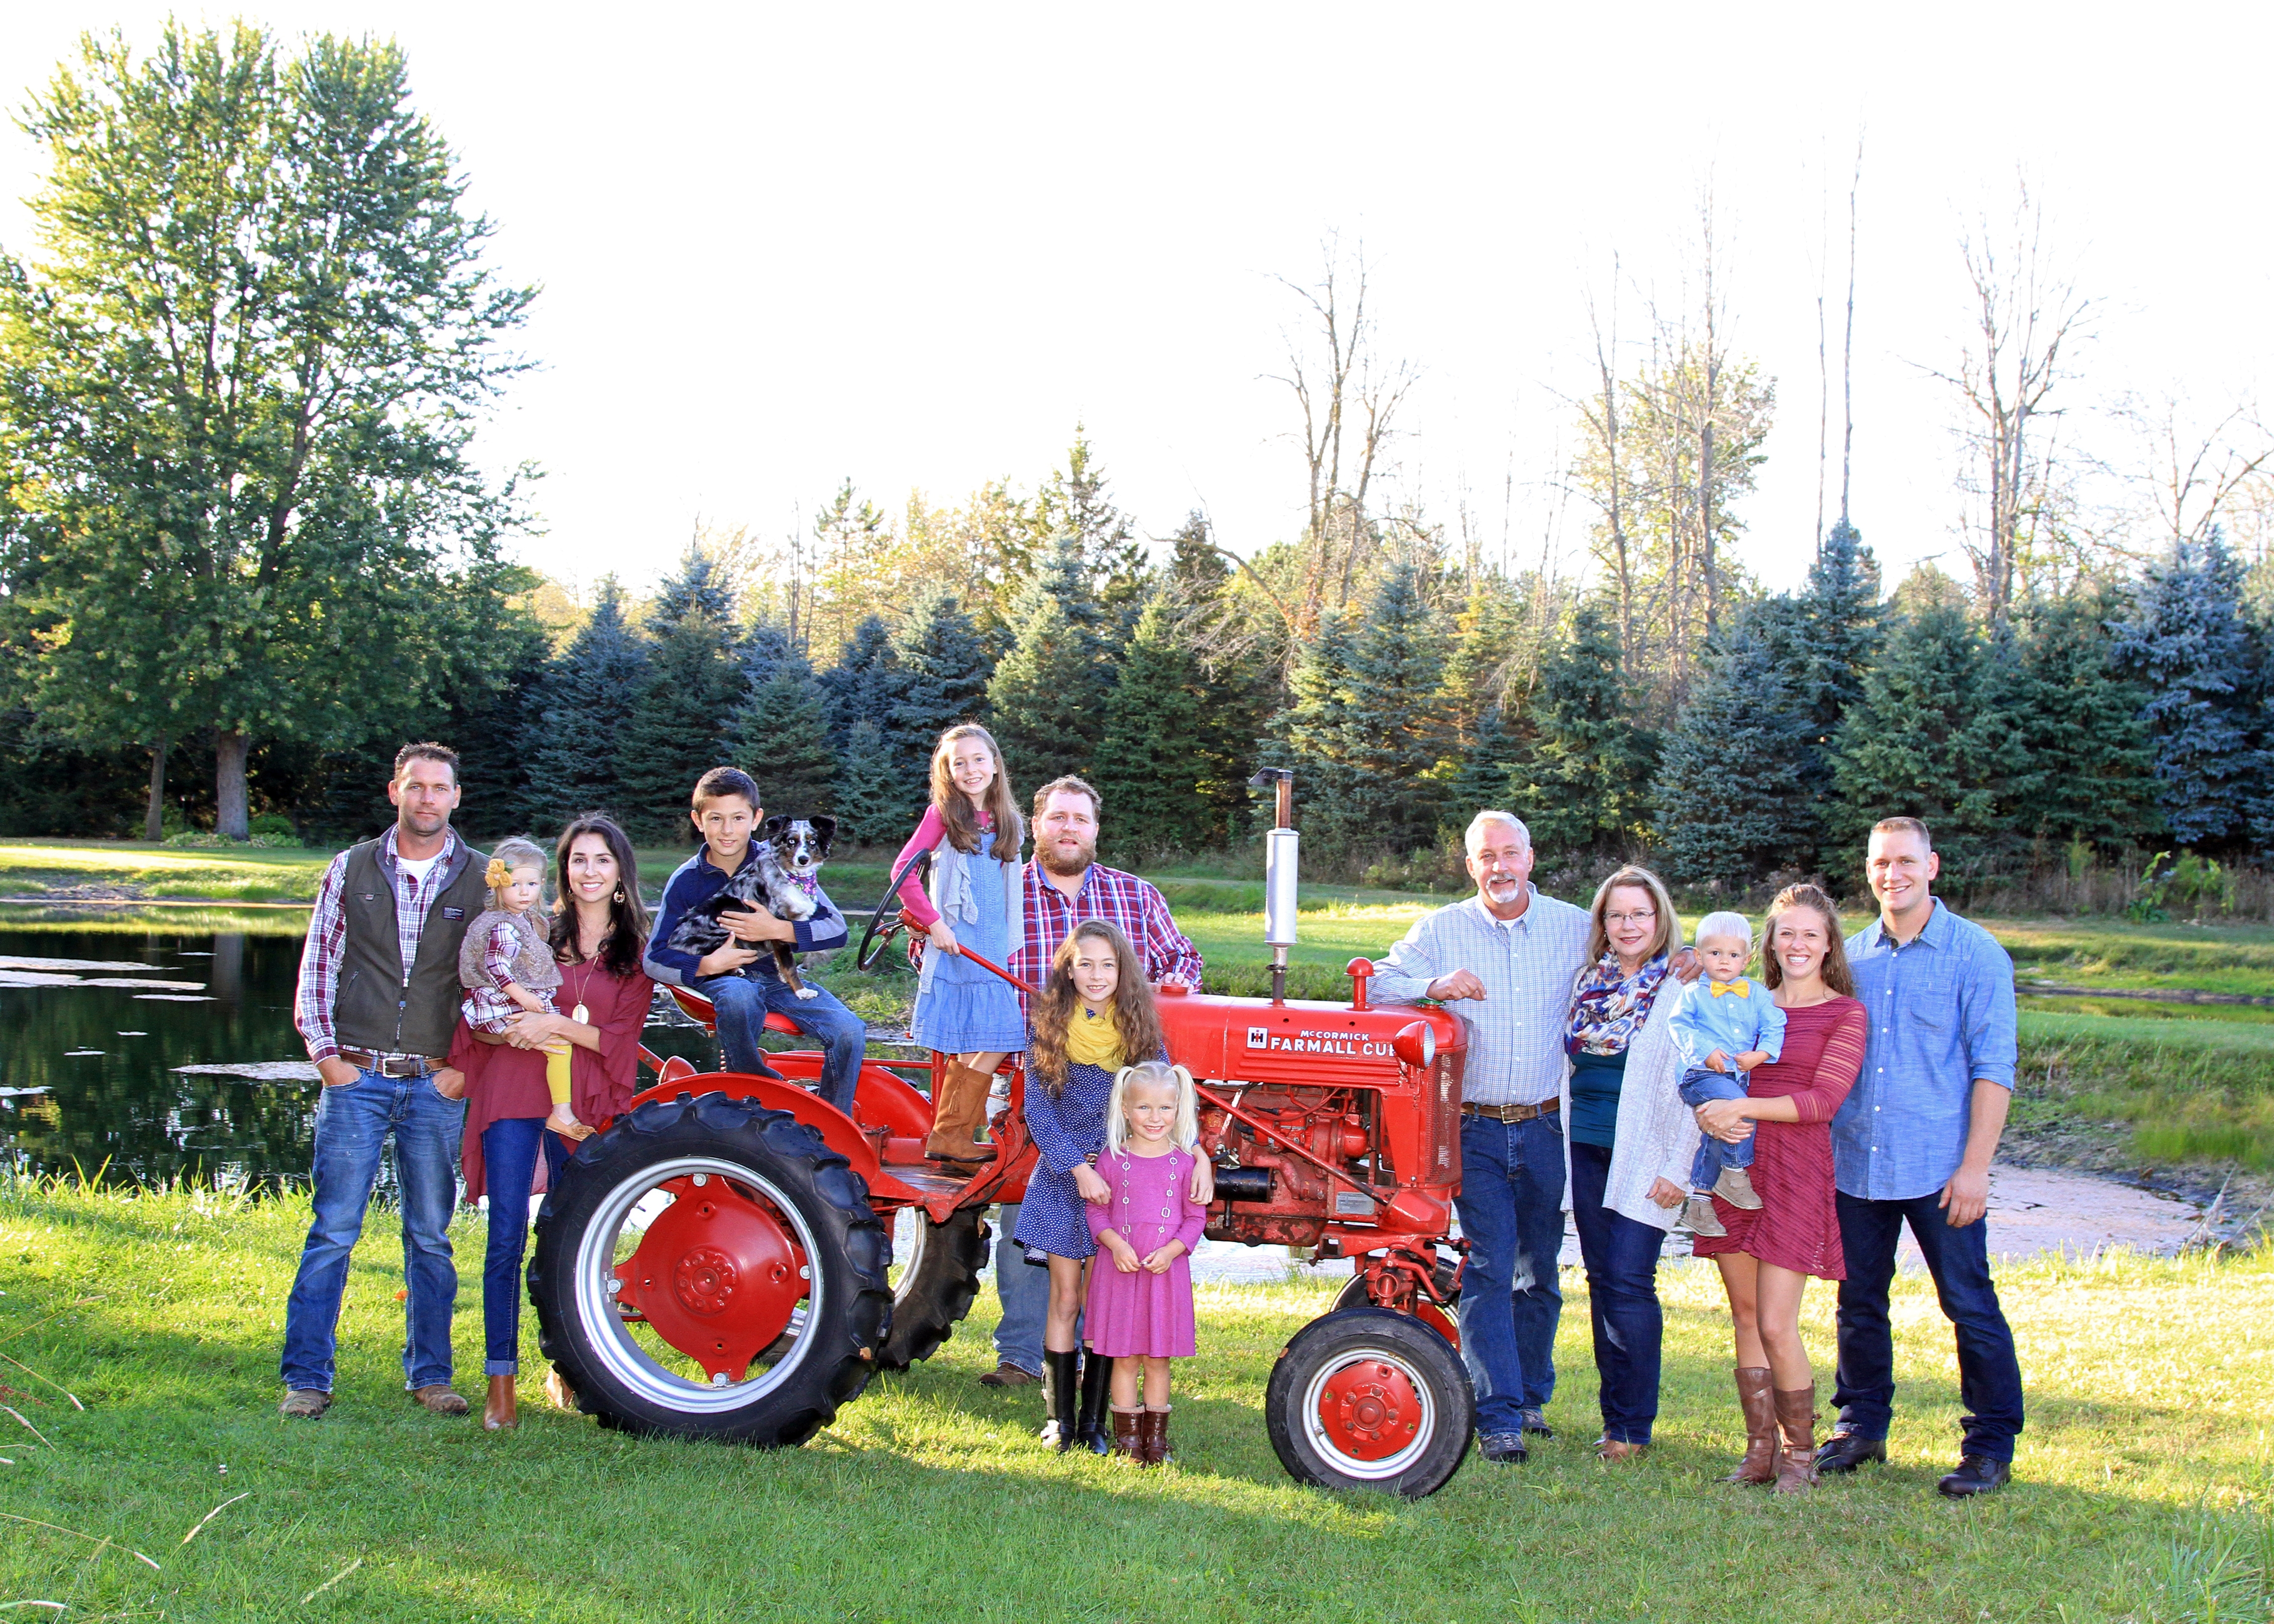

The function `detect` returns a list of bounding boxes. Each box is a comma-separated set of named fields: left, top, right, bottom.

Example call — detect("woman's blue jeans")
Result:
left=482, top=1118, right=568, bottom=1375
left=1567, top=1140, right=1666, bottom=1444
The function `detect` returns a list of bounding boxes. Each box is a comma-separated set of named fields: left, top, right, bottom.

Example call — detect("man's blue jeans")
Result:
left=280, top=1068, right=464, bottom=1394
left=480, top=1118, right=568, bottom=1375
left=1454, top=1112, right=1565, bottom=1435
left=695, top=972, right=866, bottom=1115
left=991, top=1201, right=1047, bottom=1378
left=1832, top=1189, right=2026, bottom=1463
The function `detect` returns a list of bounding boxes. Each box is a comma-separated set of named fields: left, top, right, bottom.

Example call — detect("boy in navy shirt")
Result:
left=644, top=767, right=867, bottom=1114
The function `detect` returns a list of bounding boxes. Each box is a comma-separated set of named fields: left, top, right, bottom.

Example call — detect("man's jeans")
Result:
left=695, top=972, right=866, bottom=1115
left=991, top=1201, right=1047, bottom=1377
left=480, top=1118, right=568, bottom=1375
left=1832, top=1189, right=2026, bottom=1463
left=1454, top=1112, right=1565, bottom=1435
left=279, top=1068, right=464, bottom=1394
left=1678, top=1066, right=1755, bottom=1190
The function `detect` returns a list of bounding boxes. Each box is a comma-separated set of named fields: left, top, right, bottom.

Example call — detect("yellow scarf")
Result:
left=1063, top=1004, right=1125, bottom=1070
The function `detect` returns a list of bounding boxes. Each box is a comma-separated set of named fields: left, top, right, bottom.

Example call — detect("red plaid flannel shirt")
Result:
left=1011, top=862, right=1204, bottom=1012
left=295, top=828, right=465, bottom=1063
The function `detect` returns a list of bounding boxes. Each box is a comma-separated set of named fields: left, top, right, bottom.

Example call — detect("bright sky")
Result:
left=6, top=4, right=2269, bottom=613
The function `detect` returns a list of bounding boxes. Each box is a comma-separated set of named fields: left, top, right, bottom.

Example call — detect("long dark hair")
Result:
left=1025, top=920, right=1165, bottom=1098
left=550, top=813, right=649, bottom=976
left=929, top=724, right=1023, bottom=863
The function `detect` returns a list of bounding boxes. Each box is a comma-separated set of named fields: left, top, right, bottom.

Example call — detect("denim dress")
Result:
left=908, top=830, right=1027, bottom=1053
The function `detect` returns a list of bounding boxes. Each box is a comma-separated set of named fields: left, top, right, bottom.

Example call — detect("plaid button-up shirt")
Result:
left=294, top=828, right=465, bottom=1064
left=1011, top=862, right=1204, bottom=1010
left=1370, top=888, right=1593, bottom=1107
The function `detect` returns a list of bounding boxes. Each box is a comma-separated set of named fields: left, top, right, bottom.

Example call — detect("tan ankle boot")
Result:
left=924, top=1061, right=997, bottom=1162
left=1772, top=1384, right=1819, bottom=1493
left=482, top=1373, right=517, bottom=1431
left=1720, top=1367, right=1777, bottom=1484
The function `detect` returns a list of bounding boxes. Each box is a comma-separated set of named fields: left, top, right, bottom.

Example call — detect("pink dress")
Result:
left=1084, top=1146, right=1208, bottom=1358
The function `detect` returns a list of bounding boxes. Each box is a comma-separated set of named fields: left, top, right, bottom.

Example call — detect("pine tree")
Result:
left=1652, top=615, right=1816, bottom=892
left=2006, top=589, right=2156, bottom=848
left=1277, top=609, right=1362, bottom=846
left=529, top=579, right=648, bottom=828
left=615, top=556, right=746, bottom=842
left=891, top=587, right=993, bottom=757
left=1036, top=430, right=1147, bottom=622
left=1094, top=593, right=1218, bottom=861
left=831, top=719, right=909, bottom=847
left=1794, top=519, right=1885, bottom=734
left=445, top=610, right=552, bottom=839
left=986, top=534, right=1108, bottom=791
left=1340, top=561, right=1452, bottom=856
left=1507, top=604, right=1658, bottom=859
left=733, top=623, right=836, bottom=817
left=2111, top=533, right=2263, bottom=850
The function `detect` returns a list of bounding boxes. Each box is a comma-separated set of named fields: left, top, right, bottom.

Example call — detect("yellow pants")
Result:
left=546, top=1044, right=572, bottom=1109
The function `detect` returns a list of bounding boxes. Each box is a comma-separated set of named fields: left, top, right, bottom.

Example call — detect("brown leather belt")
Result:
left=1461, top=1099, right=1561, bottom=1124
left=339, top=1049, right=440, bottom=1078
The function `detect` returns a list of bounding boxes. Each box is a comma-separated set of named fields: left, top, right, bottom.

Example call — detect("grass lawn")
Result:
left=0, top=841, right=333, bottom=904
left=2, top=1176, right=2269, bottom=1622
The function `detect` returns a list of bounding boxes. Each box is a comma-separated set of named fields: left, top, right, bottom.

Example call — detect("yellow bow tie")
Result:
left=1708, top=980, right=1748, bottom=998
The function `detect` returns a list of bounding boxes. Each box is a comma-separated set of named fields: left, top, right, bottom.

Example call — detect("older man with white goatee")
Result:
left=1370, top=810, right=1591, bottom=1465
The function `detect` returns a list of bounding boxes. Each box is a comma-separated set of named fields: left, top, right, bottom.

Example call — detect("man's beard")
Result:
left=1038, top=836, right=1095, bottom=878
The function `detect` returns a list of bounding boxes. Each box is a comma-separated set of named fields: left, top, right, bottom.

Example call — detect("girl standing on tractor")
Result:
left=1086, top=1060, right=1208, bottom=1465
left=891, top=725, right=1026, bottom=1164
left=1016, top=919, right=1165, bottom=1454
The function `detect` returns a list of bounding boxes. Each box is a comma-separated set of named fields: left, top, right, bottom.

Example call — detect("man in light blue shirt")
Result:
left=1819, top=817, right=2023, bottom=1498
left=1372, top=810, right=1592, bottom=1465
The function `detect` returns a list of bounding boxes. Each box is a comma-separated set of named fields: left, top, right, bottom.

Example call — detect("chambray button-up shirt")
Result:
left=1834, top=899, right=2019, bottom=1202
left=1370, top=888, right=1592, bottom=1107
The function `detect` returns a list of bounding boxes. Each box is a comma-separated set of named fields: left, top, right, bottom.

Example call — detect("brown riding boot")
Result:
left=1111, top=1405, right=1144, bottom=1457
left=1772, top=1384, right=1820, bottom=1493
left=924, top=1061, right=997, bottom=1163
left=483, top=1373, right=518, bottom=1431
left=1136, top=1405, right=1173, bottom=1468
left=1720, top=1366, right=1777, bottom=1485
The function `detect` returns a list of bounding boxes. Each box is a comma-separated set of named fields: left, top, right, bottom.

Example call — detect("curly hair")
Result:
left=1025, top=919, right=1165, bottom=1098
left=1762, top=883, right=1854, bottom=998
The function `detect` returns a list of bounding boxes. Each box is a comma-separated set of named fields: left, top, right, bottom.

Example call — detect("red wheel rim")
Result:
left=618, top=1175, right=805, bottom=1382
left=1315, top=1357, right=1425, bottom=1462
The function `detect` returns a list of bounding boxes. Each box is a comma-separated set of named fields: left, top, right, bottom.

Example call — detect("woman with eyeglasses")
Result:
left=1557, top=865, right=1699, bottom=1462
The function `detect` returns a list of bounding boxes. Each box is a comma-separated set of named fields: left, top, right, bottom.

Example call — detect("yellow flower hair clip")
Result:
left=484, top=856, right=512, bottom=890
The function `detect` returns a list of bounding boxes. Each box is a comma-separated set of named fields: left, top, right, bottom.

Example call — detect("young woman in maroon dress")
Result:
left=450, top=814, right=653, bottom=1429
left=1690, top=883, right=1866, bottom=1492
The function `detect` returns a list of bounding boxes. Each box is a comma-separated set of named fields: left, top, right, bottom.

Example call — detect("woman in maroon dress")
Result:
left=1690, top=883, right=1866, bottom=1492
left=452, top=813, right=653, bottom=1429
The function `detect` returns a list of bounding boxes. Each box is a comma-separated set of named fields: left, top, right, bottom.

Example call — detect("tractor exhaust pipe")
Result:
left=1251, top=768, right=1297, bottom=1006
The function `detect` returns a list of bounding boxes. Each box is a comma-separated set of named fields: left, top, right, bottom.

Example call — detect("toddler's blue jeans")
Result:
left=1678, top=1066, right=1755, bottom=1191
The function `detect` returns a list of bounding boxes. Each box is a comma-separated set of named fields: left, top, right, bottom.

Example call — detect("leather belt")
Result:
left=1461, top=1099, right=1561, bottom=1124
left=339, top=1049, right=440, bottom=1078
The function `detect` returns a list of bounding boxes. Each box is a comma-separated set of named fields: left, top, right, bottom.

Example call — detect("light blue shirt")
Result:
left=1370, top=888, right=1592, bottom=1107
left=1834, top=899, right=2019, bottom=1202
left=1667, top=977, right=1787, bottom=1071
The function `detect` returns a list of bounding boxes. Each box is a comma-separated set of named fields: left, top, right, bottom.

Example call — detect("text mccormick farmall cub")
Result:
left=528, top=770, right=1478, bottom=1495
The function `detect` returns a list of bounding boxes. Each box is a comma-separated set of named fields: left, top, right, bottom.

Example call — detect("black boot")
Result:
left=1075, top=1348, right=1114, bottom=1456
left=1039, top=1349, right=1081, bottom=1451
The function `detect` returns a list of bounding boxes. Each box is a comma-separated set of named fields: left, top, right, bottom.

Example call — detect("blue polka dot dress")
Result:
left=1013, top=1059, right=1115, bottom=1261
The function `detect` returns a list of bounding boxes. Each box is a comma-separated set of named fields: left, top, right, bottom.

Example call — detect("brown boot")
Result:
left=1111, top=1405, right=1144, bottom=1457
left=924, top=1061, right=998, bottom=1163
left=483, top=1373, right=518, bottom=1431
left=1136, top=1405, right=1172, bottom=1468
left=1720, top=1366, right=1777, bottom=1485
left=1772, top=1384, right=1819, bottom=1493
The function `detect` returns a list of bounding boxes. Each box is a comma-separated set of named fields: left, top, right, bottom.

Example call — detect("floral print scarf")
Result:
left=1564, top=951, right=1670, bottom=1057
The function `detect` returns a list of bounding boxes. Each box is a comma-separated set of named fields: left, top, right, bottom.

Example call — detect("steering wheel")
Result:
left=854, top=848, right=931, bottom=973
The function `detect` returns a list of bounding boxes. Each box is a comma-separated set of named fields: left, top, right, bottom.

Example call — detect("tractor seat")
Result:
left=666, top=984, right=802, bottom=1038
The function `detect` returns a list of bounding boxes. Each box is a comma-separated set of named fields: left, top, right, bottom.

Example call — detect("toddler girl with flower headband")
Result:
left=458, top=836, right=585, bottom=1140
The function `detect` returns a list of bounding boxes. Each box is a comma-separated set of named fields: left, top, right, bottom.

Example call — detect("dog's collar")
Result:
left=786, top=873, right=820, bottom=898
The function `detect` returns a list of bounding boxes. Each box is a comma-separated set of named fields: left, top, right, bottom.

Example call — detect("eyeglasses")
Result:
left=1604, top=910, right=1656, bottom=927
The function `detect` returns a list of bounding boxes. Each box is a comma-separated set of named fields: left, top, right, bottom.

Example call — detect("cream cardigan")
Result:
left=1557, top=975, right=1700, bottom=1233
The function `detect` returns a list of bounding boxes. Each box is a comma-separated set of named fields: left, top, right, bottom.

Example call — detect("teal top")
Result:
left=1567, top=1048, right=1629, bottom=1149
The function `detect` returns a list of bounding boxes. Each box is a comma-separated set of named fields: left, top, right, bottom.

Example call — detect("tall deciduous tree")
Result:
left=0, top=24, right=534, bottom=837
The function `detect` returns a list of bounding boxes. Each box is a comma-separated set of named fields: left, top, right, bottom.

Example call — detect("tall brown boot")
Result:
left=1772, top=1384, right=1819, bottom=1493
left=482, top=1373, right=517, bottom=1431
left=925, top=1061, right=997, bottom=1163
left=1136, top=1405, right=1172, bottom=1468
left=1720, top=1366, right=1777, bottom=1485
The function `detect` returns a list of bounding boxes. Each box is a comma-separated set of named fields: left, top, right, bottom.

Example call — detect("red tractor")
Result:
left=527, top=774, right=1477, bottom=1495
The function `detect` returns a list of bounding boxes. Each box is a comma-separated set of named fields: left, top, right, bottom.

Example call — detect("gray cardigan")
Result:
left=1557, top=977, right=1699, bottom=1233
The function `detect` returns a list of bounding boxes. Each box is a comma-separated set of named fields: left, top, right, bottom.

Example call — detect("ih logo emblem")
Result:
left=1246, top=1026, right=1269, bottom=1048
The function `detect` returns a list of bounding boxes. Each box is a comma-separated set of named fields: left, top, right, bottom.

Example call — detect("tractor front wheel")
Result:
left=529, top=1091, right=892, bottom=1447
left=1264, top=1307, right=1474, bottom=1496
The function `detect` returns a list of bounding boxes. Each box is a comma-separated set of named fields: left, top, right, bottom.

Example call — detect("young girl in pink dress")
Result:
left=1085, top=1060, right=1209, bottom=1466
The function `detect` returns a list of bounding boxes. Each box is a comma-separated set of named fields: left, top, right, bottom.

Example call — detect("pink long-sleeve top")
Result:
left=892, top=803, right=999, bottom=929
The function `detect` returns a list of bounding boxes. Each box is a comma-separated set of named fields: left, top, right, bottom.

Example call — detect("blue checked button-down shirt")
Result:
left=1834, top=899, right=2019, bottom=1201
left=1370, top=888, right=1592, bottom=1107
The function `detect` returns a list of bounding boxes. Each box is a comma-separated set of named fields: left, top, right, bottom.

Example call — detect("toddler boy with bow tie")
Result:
left=1670, top=911, right=1789, bottom=1238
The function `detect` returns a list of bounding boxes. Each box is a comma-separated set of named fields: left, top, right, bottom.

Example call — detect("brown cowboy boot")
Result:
left=1772, top=1384, right=1820, bottom=1493
left=1110, top=1406, right=1144, bottom=1457
left=483, top=1373, right=518, bottom=1431
left=1720, top=1366, right=1777, bottom=1485
left=1136, top=1405, right=1173, bottom=1467
left=924, top=1061, right=997, bottom=1163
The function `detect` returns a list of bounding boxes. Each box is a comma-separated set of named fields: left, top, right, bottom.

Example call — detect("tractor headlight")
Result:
left=1393, top=1021, right=1436, bottom=1070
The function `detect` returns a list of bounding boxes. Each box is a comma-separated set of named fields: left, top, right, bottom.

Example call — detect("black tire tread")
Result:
left=876, top=1207, right=991, bottom=1371
left=1264, top=1306, right=1475, bottom=1498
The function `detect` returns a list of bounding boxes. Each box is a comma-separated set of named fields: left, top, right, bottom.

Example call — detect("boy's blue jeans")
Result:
left=694, top=971, right=866, bottom=1115
left=1679, top=1066, right=1755, bottom=1191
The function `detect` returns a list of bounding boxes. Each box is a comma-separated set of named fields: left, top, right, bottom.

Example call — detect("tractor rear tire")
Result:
left=1265, top=1307, right=1474, bottom=1497
left=876, top=1207, right=992, bottom=1371
left=529, top=1090, right=891, bottom=1448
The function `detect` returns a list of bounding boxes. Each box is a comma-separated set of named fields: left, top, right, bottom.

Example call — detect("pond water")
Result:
left=0, top=922, right=719, bottom=1187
